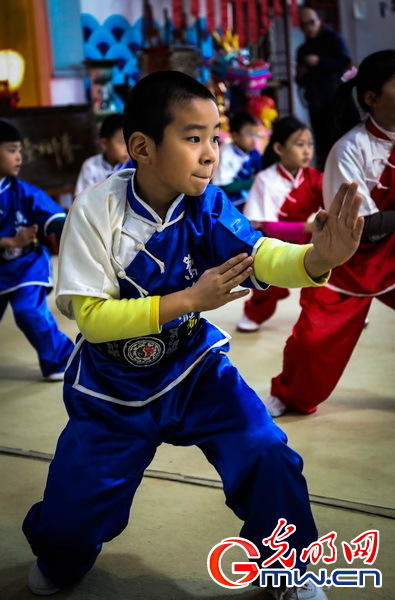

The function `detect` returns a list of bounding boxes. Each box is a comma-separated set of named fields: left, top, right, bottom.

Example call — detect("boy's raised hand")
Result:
left=304, top=182, right=364, bottom=279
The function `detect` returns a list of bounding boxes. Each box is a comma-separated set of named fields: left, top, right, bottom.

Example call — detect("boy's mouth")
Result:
left=193, top=173, right=211, bottom=181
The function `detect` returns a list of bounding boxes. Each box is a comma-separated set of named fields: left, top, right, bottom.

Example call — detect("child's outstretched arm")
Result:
left=72, top=254, right=254, bottom=343
left=304, top=182, right=364, bottom=279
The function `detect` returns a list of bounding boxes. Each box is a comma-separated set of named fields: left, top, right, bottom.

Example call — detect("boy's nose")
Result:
left=201, top=146, right=217, bottom=164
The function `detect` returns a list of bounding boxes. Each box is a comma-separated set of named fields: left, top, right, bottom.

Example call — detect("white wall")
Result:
left=339, top=0, right=395, bottom=66
left=50, top=77, right=86, bottom=106
left=80, top=0, right=143, bottom=22
left=79, top=0, right=220, bottom=27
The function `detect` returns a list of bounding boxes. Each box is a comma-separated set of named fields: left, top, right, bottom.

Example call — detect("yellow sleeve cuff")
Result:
left=254, top=238, right=330, bottom=288
left=71, top=295, right=161, bottom=343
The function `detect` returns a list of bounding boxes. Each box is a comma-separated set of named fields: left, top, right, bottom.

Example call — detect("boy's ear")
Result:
left=128, top=132, right=153, bottom=163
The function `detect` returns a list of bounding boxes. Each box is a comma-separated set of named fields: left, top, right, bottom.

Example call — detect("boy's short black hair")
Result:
left=123, top=70, right=216, bottom=147
left=99, top=113, right=124, bottom=139
left=0, top=120, right=22, bottom=144
left=229, top=111, right=258, bottom=133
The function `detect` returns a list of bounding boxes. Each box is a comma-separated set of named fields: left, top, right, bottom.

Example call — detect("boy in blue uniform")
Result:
left=23, top=72, right=363, bottom=598
left=0, top=120, right=73, bottom=381
left=212, top=111, right=262, bottom=211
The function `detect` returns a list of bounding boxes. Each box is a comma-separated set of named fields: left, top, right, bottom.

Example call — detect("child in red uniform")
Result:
left=265, top=50, right=395, bottom=417
left=237, top=116, right=323, bottom=332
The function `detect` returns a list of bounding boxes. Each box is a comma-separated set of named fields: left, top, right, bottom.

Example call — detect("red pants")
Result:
left=244, top=287, right=290, bottom=324
left=271, top=285, right=395, bottom=413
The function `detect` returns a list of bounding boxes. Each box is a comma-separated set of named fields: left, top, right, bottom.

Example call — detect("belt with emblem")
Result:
left=94, top=313, right=201, bottom=367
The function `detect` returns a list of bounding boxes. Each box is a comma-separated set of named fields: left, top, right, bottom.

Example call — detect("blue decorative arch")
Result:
left=81, top=11, right=216, bottom=110
left=107, top=43, right=133, bottom=73
left=102, top=14, right=131, bottom=41
left=121, top=27, right=144, bottom=54
left=88, top=28, right=118, bottom=58
left=81, top=13, right=100, bottom=42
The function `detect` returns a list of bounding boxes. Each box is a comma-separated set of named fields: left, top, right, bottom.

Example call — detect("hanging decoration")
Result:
left=289, top=0, right=299, bottom=27
left=247, top=0, right=259, bottom=46
left=272, top=0, right=283, bottom=18
left=234, top=1, right=246, bottom=48
left=211, top=30, right=271, bottom=94
left=170, top=1, right=292, bottom=47
left=172, top=0, right=184, bottom=30
left=205, top=0, right=216, bottom=33
left=260, top=0, right=271, bottom=34
left=220, top=0, right=229, bottom=31
left=190, top=0, right=199, bottom=19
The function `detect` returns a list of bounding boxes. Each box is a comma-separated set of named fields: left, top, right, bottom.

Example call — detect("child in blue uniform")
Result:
left=0, top=120, right=73, bottom=381
left=211, top=111, right=262, bottom=211
left=23, top=71, right=363, bottom=599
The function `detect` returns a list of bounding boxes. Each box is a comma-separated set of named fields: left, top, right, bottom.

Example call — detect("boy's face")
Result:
left=100, top=129, right=129, bottom=166
left=146, top=98, right=220, bottom=202
left=232, top=124, right=259, bottom=153
left=0, top=141, right=22, bottom=178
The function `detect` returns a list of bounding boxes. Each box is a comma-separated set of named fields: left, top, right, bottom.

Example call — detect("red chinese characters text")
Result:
left=261, top=518, right=297, bottom=569
left=301, top=532, right=338, bottom=565
left=342, top=530, right=380, bottom=565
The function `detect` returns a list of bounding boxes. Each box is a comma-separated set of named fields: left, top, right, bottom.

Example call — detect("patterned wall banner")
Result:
left=80, top=1, right=296, bottom=109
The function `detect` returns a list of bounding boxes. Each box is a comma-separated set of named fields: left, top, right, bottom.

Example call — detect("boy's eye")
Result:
left=212, top=135, right=220, bottom=144
left=187, top=136, right=200, bottom=143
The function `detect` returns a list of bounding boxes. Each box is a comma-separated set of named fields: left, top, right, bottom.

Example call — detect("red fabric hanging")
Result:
left=172, top=0, right=183, bottom=29
left=272, top=0, right=282, bottom=18
left=290, top=0, right=299, bottom=27
left=260, top=0, right=270, bottom=33
left=190, top=0, right=199, bottom=19
left=205, top=0, right=216, bottom=31
left=248, top=0, right=258, bottom=44
left=234, top=0, right=246, bottom=47
left=220, top=0, right=229, bottom=31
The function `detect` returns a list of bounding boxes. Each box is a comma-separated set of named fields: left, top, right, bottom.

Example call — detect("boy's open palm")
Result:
left=190, top=254, right=253, bottom=311
left=310, top=182, right=364, bottom=270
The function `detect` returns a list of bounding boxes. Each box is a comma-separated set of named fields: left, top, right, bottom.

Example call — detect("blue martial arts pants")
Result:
left=23, top=349, right=317, bottom=587
left=0, top=284, right=73, bottom=377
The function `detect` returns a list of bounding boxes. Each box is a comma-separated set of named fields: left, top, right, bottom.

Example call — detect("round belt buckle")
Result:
left=123, top=337, right=166, bottom=367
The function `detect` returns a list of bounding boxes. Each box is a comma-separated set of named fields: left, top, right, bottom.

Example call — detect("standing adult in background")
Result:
left=296, top=6, right=352, bottom=170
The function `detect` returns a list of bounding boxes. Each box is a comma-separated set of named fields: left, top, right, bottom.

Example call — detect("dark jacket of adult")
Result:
left=296, top=25, right=351, bottom=112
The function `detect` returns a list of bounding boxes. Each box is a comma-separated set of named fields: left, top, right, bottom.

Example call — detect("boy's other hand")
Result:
left=305, top=182, right=364, bottom=278
left=188, top=253, right=253, bottom=311
left=13, top=225, right=38, bottom=248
